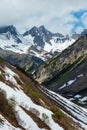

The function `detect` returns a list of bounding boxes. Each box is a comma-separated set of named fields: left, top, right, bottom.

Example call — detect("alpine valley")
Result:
left=0, top=25, right=87, bottom=130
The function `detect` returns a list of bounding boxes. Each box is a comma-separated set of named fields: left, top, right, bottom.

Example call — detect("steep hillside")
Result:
left=34, top=35, right=87, bottom=107
left=0, top=58, right=81, bottom=130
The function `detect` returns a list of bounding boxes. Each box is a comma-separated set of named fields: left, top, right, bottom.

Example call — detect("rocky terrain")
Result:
left=34, top=34, right=87, bottom=107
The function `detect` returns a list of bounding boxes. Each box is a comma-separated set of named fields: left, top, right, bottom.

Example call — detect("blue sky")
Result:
left=71, top=10, right=87, bottom=34
left=0, top=0, right=87, bottom=34
left=72, top=10, right=86, bottom=19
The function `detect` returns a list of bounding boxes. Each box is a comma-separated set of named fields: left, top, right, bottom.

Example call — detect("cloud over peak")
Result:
left=0, top=0, right=87, bottom=34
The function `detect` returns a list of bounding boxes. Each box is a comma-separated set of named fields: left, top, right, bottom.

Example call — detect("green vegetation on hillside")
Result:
left=0, top=57, right=4, bottom=62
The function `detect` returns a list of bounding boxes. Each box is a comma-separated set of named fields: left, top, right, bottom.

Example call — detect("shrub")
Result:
left=9, top=96, right=16, bottom=110
left=0, top=89, right=18, bottom=126
left=42, top=113, right=49, bottom=124
left=30, top=107, right=40, bottom=116
left=52, top=107, right=67, bottom=120
left=31, top=91, right=40, bottom=98
left=26, top=86, right=40, bottom=99
left=52, top=107, right=76, bottom=130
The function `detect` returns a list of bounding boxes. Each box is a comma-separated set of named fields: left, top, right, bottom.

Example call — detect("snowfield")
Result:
left=0, top=36, right=31, bottom=54
left=44, top=38, right=75, bottom=52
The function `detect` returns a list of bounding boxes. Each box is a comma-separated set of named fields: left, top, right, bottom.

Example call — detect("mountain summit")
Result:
left=23, top=25, right=53, bottom=48
left=23, top=25, right=75, bottom=52
left=0, top=25, right=22, bottom=43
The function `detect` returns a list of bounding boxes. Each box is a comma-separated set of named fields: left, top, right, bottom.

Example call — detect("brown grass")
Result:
left=0, top=118, right=3, bottom=123
left=51, top=107, right=81, bottom=130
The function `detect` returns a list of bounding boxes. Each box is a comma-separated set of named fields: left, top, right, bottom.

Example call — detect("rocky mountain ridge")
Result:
left=0, top=25, right=76, bottom=54
left=23, top=25, right=65, bottom=49
left=34, top=34, right=87, bottom=107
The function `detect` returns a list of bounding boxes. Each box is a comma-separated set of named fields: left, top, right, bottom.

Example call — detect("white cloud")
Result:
left=75, top=26, right=84, bottom=33
left=0, top=0, right=87, bottom=34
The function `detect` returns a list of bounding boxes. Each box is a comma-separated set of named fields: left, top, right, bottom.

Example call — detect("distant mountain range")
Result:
left=23, top=25, right=76, bottom=53
left=0, top=25, right=86, bottom=74
left=0, top=25, right=77, bottom=55
left=0, top=25, right=75, bottom=74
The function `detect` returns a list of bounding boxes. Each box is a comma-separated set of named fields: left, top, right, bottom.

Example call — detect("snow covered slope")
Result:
left=0, top=59, right=83, bottom=130
left=44, top=37, right=75, bottom=52
left=0, top=81, right=63, bottom=130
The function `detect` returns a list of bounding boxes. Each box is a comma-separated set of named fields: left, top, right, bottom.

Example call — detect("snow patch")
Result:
left=74, top=95, right=81, bottom=98
left=77, top=74, right=83, bottom=78
left=67, top=79, right=76, bottom=86
left=4, top=67, right=21, bottom=89
left=0, top=35, right=31, bottom=54
left=0, top=114, right=21, bottom=130
left=16, top=106, right=44, bottom=130
left=80, top=97, right=87, bottom=102
left=59, top=79, right=76, bottom=90
left=44, top=38, right=75, bottom=52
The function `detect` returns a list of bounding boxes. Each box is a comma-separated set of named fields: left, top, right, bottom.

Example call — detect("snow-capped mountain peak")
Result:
left=0, top=25, right=33, bottom=54
left=23, top=26, right=38, bottom=36
left=0, top=25, right=22, bottom=43
left=0, top=25, right=17, bottom=34
left=23, top=25, right=76, bottom=53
